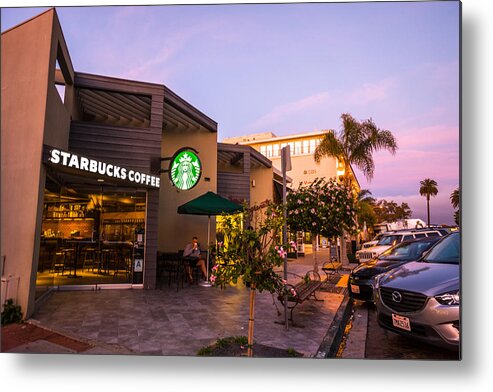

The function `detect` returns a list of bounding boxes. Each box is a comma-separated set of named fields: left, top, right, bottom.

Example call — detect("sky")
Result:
left=1, top=1, right=460, bottom=225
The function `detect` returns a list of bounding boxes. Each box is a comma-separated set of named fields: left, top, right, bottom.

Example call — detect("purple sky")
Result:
left=1, top=1, right=460, bottom=225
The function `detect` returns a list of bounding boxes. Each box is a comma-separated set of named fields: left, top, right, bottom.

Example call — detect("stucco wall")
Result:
left=1, top=9, right=74, bottom=317
left=250, top=166, right=274, bottom=206
left=158, top=130, right=218, bottom=252
left=269, top=155, right=338, bottom=188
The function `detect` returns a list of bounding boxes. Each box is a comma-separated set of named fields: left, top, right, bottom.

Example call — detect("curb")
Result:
left=314, top=290, right=354, bottom=358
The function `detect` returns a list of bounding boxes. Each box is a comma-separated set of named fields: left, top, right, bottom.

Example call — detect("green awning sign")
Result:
left=169, top=149, right=202, bottom=190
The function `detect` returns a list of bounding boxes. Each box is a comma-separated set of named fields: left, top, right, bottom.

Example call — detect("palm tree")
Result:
left=450, top=188, right=459, bottom=209
left=314, top=114, right=398, bottom=265
left=419, top=179, right=438, bottom=227
left=314, top=113, right=398, bottom=186
left=450, top=187, right=460, bottom=225
left=356, top=189, right=377, bottom=243
left=358, top=189, right=376, bottom=204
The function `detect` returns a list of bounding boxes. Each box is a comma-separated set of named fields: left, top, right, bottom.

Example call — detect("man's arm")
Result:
left=183, top=244, right=192, bottom=257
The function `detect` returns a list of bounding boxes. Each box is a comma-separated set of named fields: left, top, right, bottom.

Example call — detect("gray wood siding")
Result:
left=143, top=92, right=164, bottom=289
left=144, top=189, right=159, bottom=289
left=69, top=122, right=160, bottom=172
left=217, top=172, right=250, bottom=204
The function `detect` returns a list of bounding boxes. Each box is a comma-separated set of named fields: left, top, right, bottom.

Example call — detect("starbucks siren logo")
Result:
left=170, top=150, right=201, bottom=190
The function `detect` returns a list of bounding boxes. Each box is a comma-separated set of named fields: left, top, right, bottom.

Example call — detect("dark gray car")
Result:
left=349, top=237, right=441, bottom=302
left=373, top=232, right=460, bottom=351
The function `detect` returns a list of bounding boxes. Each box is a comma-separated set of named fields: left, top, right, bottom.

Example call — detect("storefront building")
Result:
left=217, top=142, right=290, bottom=206
left=223, top=131, right=360, bottom=191
left=1, top=9, right=221, bottom=318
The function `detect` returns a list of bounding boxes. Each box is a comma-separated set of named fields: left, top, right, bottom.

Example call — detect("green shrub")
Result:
left=197, top=346, right=213, bottom=356
left=1, top=299, right=23, bottom=326
left=287, top=347, right=302, bottom=357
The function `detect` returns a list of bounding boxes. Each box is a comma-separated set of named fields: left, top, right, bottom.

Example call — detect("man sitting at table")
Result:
left=183, top=236, right=208, bottom=283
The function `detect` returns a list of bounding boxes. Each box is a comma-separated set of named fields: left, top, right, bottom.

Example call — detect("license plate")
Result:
left=350, top=284, right=360, bottom=294
left=392, top=314, right=411, bottom=331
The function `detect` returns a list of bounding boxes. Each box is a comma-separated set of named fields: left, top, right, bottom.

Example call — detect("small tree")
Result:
left=374, top=199, right=413, bottom=223
left=210, top=200, right=291, bottom=357
left=286, top=178, right=357, bottom=270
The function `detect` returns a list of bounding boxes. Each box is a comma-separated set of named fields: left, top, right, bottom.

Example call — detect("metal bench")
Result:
left=321, top=259, right=342, bottom=282
left=278, top=270, right=323, bottom=326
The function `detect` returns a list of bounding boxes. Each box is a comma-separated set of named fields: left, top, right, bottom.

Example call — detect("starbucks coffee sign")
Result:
left=44, top=146, right=160, bottom=188
left=169, top=149, right=202, bottom=190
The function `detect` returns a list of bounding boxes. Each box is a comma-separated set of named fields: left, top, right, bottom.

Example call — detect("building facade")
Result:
left=1, top=9, right=281, bottom=318
left=223, top=131, right=360, bottom=191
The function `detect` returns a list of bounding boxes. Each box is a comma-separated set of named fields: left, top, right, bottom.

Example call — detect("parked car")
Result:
left=360, top=233, right=385, bottom=250
left=348, top=236, right=441, bottom=301
left=355, top=229, right=443, bottom=263
left=373, top=232, right=460, bottom=351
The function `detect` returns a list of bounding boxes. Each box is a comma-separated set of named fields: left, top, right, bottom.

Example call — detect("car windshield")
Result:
left=377, top=235, right=402, bottom=246
left=380, top=240, right=436, bottom=261
left=422, top=233, right=460, bottom=264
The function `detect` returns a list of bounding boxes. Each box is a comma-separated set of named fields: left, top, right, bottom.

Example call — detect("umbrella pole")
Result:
left=200, top=215, right=212, bottom=287
left=207, top=215, right=210, bottom=281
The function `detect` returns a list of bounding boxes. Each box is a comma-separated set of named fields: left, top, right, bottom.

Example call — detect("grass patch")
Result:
left=197, top=336, right=303, bottom=358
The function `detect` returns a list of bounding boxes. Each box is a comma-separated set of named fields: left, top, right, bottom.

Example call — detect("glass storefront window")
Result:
left=36, top=177, right=147, bottom=297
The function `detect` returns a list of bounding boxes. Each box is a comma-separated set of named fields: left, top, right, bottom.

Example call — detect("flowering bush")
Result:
left=210, top=200, right=288, bottom=294
left=286, top=177, right=357, bottom=239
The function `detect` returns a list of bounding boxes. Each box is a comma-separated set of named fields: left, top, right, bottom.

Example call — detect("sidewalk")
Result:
left=2, top=252, right=356, bottom=357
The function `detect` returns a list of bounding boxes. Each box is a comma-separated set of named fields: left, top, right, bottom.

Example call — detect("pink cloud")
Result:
left=397, top=125, right=459, bottom=150
left=249, top=92, right=331, bottom=131
left=119, top=22, right=219, bottom=83
left=359, top=149, right=459, bottom=190
left=345, top=77, right=396, bottom=105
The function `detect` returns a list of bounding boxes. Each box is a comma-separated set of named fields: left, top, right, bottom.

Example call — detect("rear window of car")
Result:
left=426, top=232, right=440, bottom=237
left=380, top=239, right=437, bottom=261
left=423, top=233, right=460, bottom=264
left=403, top=235, right=414, bottom=241
left=377, top=235, right=403, bottom=246
left=414, top=233, right=426, bottom=238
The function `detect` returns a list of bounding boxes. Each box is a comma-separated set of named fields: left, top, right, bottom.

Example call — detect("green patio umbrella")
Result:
left=177, top=191, right=242, bottom=286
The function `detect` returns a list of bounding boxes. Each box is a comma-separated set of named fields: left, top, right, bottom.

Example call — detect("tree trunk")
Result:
left=427, top=196, right=430, bottom=227
left=312, top=235, right=318, bottom=272
left=340, top=231, right=349, bottom=267
left=247, top=284, right=256, bottom=357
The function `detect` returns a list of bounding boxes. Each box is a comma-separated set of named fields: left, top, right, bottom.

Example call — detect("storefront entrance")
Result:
left=35, top=169, right=147, bottom=298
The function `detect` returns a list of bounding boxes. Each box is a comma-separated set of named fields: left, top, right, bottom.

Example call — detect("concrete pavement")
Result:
left=2, top=250, right=357, bottom=357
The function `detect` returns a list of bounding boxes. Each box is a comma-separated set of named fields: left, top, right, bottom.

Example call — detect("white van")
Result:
left=356, top=229, right=443, bottom=263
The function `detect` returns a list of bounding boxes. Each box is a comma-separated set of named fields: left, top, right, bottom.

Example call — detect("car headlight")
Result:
left=435, top=291, right=460, bottom=305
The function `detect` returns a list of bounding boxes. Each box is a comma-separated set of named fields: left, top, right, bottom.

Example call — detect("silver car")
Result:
left=373, top=232, right=460, bottom=351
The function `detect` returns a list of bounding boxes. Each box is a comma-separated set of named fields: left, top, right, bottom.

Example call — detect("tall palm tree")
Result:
left=314, top=113, right=398, bottom=186
left=419, top=179, right=438, bottom=227
left=450, top=188, right=459, bottom=209
left=356, top=189, right=377, bottom=242
left=314, top=114, right=397, bottom=266
left=450, top=187, right=460, bottom=225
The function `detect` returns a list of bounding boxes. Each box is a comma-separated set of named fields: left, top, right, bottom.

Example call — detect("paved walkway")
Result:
left=4, top=251, right=354, bottom=357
